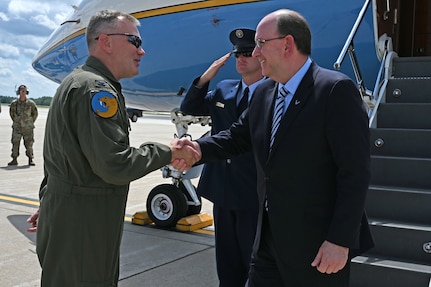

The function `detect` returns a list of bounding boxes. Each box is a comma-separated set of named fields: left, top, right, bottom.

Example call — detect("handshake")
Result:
left=169, top=138, right=202, bottom=172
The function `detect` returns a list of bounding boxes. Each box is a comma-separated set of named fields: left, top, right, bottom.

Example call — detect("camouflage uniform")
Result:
left=9, top=98, right=38, bottom=162
left=37, top=56, right=172, bottom=287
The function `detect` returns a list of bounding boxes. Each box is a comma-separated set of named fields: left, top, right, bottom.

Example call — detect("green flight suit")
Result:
left=37, top=56, right=172, bottom=287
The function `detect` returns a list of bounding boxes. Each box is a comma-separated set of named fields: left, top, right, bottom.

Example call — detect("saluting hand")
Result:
left=196, top=52, right=231, bottom=87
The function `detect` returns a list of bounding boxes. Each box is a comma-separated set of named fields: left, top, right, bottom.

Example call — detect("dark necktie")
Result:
left=238, top=87, right=249, bottom=114
left=270, top=86, right=288, bottom=148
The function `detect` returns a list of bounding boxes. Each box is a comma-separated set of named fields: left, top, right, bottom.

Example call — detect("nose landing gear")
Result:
left=142, top=109, right=211, bottom=230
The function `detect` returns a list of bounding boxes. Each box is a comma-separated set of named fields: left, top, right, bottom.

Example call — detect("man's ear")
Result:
left=283, top=34, right=297, bottom=58
left=97, top=34, right=113, bottom=53
left=284, top=35, right=294, bottom=52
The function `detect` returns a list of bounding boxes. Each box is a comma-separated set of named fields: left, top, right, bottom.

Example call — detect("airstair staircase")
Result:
left=350, top=55, right=431, bottom=286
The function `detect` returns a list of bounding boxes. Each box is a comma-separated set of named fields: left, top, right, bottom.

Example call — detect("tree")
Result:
left=0, top=95, right=52, bottom=107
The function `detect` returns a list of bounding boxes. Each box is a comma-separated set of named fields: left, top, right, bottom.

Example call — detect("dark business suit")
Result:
left=196, top=62, right=374, bottom=286
left=181, top=77, right=258, bottom=287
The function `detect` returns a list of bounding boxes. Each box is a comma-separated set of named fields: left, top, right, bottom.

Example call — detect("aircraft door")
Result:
left=375, top=0, right=401, bottom=53
left=409, top=0, right=431, bottom=56
left=376, top=0, right=431, bottom=56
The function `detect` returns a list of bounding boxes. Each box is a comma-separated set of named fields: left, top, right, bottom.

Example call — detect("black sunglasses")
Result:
left=234, top=51, right=253, bottom=58
left=95, top=33, right=142, bottom=48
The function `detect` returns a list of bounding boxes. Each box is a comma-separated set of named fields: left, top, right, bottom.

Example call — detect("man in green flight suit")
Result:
left=8, top=84, right=38, bottom=166
left=28, top=9, right=199, bottom=287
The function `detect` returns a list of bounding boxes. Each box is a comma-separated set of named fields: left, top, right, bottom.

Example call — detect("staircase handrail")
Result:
left=368, top=50, right=398, bottom=128
left=334, top=0, right=371, bottom=70
left=334, top=0, right=372, bottom=99
left=368, top=64, right=386, bottom=128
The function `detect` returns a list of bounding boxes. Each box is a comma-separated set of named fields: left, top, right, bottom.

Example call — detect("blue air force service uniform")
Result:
left=181, top=28, right=263, bottom=287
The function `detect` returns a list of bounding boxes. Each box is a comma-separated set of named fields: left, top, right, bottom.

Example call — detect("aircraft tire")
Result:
left=146, top=184, right=188, bottom=228
left=179, top=182, right=202, bottom=216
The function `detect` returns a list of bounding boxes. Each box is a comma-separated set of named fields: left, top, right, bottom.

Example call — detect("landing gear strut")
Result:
left=145, top=109, right=210, bottom=228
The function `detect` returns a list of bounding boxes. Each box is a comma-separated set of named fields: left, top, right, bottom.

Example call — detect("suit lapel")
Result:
left=229, top=83, right=241, bottom=115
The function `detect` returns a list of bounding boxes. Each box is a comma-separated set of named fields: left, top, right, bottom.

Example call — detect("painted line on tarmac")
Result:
left=192, top=228, right=214, bottom=235
left=0, top=193, right=214, bottom=236
left=0, top=194, right=40, bottom=207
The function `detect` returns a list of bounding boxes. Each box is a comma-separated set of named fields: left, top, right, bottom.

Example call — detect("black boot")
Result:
left=29, top=157, right=35, bottom=166
left=8, top=158, right=18, bottom=166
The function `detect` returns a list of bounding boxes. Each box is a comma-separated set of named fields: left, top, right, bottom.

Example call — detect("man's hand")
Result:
left=169, top=138, right=201, bottom=171
left=311, top=240, right=349, bottom=274
left=196, top=52, right=231, bottom=87
left=26, top=208, right=40, bottom=232
left=175, top=138, right=201, bottom=155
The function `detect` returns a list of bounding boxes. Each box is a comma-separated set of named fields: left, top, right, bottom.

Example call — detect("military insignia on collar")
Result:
left=94, top=80, right=108, bottom=88
left=91, top=91, right=119, bottom=118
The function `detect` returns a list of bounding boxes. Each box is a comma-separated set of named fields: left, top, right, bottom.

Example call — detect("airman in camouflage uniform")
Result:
left=8, top=84, right=38, bottom=166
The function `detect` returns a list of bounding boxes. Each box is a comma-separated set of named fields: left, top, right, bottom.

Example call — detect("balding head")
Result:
left=261, top=9, right=311, bottom=56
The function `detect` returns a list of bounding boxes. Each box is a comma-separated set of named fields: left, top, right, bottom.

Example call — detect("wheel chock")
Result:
left=131, top=211, right=213, bottom=232
left=175, top=213, right=213, bottom=232
left=131, top=211, right=153, bottom=225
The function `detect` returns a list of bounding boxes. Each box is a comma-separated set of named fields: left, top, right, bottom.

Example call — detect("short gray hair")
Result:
left=86, top=9, right=140, bottom=48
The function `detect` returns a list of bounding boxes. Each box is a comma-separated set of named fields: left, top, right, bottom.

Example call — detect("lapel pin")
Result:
left=216, top=102, right=225, bottom=108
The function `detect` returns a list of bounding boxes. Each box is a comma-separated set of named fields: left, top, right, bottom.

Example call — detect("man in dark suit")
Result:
left=180, top=28, right=265, bottom=287
left=179, top=9, right=374, bottom=287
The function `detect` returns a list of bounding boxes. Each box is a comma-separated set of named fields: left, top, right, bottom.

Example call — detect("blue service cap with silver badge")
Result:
left=229, top=28, right=256, bottom=53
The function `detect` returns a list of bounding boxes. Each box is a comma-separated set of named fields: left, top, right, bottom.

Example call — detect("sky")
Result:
left=0, top=0, right=82, bottom=99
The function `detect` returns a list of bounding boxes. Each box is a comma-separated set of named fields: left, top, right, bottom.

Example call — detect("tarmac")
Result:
left=0, top=105, right=218, bottom=287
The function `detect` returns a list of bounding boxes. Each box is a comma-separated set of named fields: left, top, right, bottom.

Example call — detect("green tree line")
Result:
left=0, top=96, right=52, bottom=107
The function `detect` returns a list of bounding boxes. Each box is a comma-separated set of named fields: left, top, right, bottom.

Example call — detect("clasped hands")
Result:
left=169, top=138, right=202, bottom=172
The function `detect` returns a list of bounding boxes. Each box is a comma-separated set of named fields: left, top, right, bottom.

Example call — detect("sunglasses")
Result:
left=95, top=33, right=142, bottom=48
left=234, top=51, right=253, bottom=58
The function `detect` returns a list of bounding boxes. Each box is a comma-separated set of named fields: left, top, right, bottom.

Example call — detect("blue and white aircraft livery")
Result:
left=32, top=0, right=380, bottom=112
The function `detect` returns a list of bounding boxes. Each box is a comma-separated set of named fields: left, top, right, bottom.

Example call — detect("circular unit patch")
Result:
left=91, top=91, right=119, bottom=118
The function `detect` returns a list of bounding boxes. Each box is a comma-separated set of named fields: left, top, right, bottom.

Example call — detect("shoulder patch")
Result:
left=91, top=91, right=119, bottom=118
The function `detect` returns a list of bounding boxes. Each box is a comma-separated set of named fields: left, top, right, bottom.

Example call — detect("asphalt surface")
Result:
left=0, top=105, right=218, bottom=287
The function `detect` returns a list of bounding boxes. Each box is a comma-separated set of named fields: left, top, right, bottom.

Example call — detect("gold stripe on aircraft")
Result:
left=133, top=0, right=264, bottom=18
left=36, top=0, right=263, bottom=61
